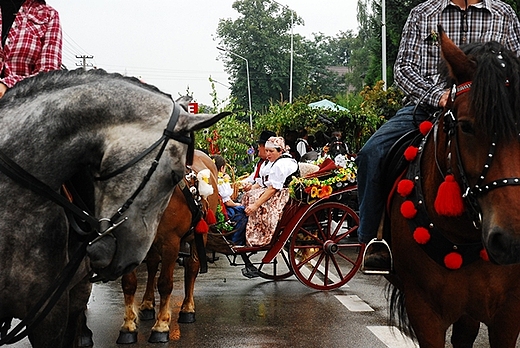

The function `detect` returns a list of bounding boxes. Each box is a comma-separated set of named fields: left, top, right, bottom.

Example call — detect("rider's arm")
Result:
left=393, top=7, right=445, bottom=108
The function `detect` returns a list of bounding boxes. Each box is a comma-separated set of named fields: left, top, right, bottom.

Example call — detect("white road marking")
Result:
left=335, top=294, right=374, bottom=312
left=367, top=326, right=419, bottom=348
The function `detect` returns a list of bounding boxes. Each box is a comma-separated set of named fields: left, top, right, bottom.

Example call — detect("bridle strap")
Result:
left=95, top=101, right=191, bottom=181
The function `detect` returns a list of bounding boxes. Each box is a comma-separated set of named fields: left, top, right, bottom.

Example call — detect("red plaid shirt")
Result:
left=0, top=0, right=62, bottom=88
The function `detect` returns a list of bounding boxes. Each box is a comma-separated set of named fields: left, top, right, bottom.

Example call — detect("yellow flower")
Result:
left=311, top=186, right=319, bottom=198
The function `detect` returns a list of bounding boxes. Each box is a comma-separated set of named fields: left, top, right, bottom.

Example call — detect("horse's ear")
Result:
left=438, top=25, right=476, bottom=83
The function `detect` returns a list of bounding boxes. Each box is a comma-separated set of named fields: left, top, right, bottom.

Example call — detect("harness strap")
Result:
left=0, top=150, right=100, bottom=231
left=0, top=243, right=88, bottom=345
left=179, top=176, right=208, bottom=273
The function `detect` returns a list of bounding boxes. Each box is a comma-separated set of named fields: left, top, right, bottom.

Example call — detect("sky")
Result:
left=50, top=0, right=359, bottom=106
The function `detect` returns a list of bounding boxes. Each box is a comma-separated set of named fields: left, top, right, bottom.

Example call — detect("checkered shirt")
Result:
left=0, top=0, right=62, bottom=88
left=394, top=0, right=520, bottom=107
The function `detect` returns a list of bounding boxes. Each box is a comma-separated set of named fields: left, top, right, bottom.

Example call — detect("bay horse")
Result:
left=388, top=27, right=520, bottom=347
left=0, top=68, right=228, bottom=347
left=118, top=150, right=219, bottom=344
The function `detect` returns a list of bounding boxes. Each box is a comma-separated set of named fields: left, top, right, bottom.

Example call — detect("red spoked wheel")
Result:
left=255, top=246, right=294, bottom=280
left=288, top=202, right=363, bottom=290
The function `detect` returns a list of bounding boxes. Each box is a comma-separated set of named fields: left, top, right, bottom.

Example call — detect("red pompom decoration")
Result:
left=397, top=179, right=414, bottom=197
left=404, top=146, right=419, bottom=161
left=480, top=248, right=490, bottom=262
left=195, top=218, right=209, bottom=234
left=444, top=252, right=463, bottom=270
left=419, top=120, right=433, bottom=136
left=413, top=227, right=431, bottom=244
left=400, top=200, right=417, bottom=219
left=434, top=174, right=465, bottom=216
left=205, top=208, right=217, bottom=225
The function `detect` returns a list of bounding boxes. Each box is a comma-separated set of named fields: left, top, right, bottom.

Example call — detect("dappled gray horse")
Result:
left=0, top=68, right=228, bottom=347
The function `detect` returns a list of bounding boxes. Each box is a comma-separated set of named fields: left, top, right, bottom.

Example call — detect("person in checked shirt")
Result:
left=0, top=0, right=62, bottom=98
left=356, top=0, right=520, bottom=272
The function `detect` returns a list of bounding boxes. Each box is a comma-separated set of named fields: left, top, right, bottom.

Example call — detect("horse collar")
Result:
left=401, top=133, right=486, bottom=270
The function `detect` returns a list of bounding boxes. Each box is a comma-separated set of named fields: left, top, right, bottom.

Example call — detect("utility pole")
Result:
left=76, top=55, right=94, bottom=71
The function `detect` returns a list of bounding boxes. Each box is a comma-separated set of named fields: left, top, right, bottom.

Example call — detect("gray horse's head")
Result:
left=0, top=69, right=229, bottom=282
left=83, top=83, right=228, bottom=281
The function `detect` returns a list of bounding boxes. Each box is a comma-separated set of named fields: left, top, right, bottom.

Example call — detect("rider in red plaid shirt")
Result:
left=0, top=0, right=62, bottom=97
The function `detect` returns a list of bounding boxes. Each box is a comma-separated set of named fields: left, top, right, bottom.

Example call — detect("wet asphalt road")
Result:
left=11, top=253, right=520, bottom=348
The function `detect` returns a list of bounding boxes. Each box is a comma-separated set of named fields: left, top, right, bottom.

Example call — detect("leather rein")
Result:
left=0, top=99, right=194, bottom=345
left=441, top=82, right=520, bottom=228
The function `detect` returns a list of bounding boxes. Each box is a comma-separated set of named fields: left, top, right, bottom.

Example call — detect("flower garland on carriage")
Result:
left=288, top=154, right=357, bottom=204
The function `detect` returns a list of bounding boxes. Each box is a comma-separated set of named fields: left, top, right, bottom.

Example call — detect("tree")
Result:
left=216, top=0, right=305, bottom=112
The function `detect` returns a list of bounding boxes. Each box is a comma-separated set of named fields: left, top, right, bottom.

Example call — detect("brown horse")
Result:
left=117, top=150, right=219, bottom=344
left=388, top=28, right=520, bottom=347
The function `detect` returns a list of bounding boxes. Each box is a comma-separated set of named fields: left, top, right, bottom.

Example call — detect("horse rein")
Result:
left=441, top=82, right=520, bottom=228
left=0, top=99, right=194, bottom=345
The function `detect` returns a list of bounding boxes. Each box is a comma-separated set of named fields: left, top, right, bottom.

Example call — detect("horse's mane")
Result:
left=0, top=68, right=170, bottom=107
left=448, top=42, right=520, bottom=140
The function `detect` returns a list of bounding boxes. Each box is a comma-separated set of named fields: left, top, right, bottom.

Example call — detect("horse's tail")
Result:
left=388, top=284, right=416, bottom=340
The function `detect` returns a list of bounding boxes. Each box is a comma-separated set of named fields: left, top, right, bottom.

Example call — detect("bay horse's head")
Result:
left=439, top=26, right=520, bottom=264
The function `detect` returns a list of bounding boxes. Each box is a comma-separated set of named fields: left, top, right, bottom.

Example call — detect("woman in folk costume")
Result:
left=243, top=136, right=299, bottom=247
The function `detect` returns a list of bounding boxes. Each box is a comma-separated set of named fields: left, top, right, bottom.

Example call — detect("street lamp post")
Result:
left=382, top=0, right=387, bottom=90
left=217, top=46, right=252, bottom=129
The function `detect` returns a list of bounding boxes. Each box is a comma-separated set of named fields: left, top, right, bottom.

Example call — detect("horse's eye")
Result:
left=459, top=121, right=474, bottom=135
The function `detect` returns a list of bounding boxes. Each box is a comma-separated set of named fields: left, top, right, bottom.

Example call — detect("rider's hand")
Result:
left=439, top=89, right=450, bottom=108
left=0, top=83, right=7, bottom=98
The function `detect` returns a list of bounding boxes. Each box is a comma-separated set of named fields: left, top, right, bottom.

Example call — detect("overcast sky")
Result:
left=50, top=1, right=359, bottom=106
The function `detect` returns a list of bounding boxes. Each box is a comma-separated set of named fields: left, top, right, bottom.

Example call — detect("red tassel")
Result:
left=480, top=248, right=490, bottom=262
left=404, top=146, right=419, bottom=161
left=444, top=252, right=463, bottom=270
left=397, top=179, right=414, bottom=197
left=434, top=174, right=465, bottom=216
left=413, top=227, right=430, bottom=244
left=419, top=121, right=433, bottom=136
left=400, top=200, right=417, bottom=219
left=205, top=208, right=217, bottom=225
left=195, top=218, right=209, bottom=234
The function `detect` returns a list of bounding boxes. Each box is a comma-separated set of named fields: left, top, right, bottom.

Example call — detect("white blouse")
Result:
left=255, top=156, right=298, bottom=190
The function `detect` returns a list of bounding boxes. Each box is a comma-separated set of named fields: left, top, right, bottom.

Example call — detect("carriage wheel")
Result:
left=253, top=246, right=294, bottom=280
left=289, top=202, right=363, bottom=290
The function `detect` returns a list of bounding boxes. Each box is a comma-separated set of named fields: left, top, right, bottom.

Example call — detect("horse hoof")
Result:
left=148, top=331, right=169, bottom=343
left=178, top=311, right=196, bottom=323
left=116, top=331, right=138, bottom=344
left=139, top=308, right=155, bottom=321
left=77, top=334, right=94, bottom=347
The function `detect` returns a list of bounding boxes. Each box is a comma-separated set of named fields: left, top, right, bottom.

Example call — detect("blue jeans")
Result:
left=227, top=206, right=248, bottom=245
left=355, top=105, right=430, bottom=243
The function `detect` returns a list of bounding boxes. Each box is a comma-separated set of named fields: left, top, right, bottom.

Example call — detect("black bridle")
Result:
left=441, top=82, right=520, bottom=228
left=0, top=99, right=194, bottom=345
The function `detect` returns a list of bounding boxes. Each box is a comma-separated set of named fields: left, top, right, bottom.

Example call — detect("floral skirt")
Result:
left=242, top=187, right=290, bottom=247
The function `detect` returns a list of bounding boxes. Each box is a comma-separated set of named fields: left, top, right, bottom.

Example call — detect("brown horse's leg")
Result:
left=117, top=271, right=139, bottom=344
left=404, top=293, right=448, bottom=348
left=450, top=315, right=479, bottom=348
left=149, top=238, right=180, bottom=343
left=487, top=310, right=520, bottom=348
left=139, top=249, right=160, bottom=321
left=178, top=240, right=199, bottom=324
